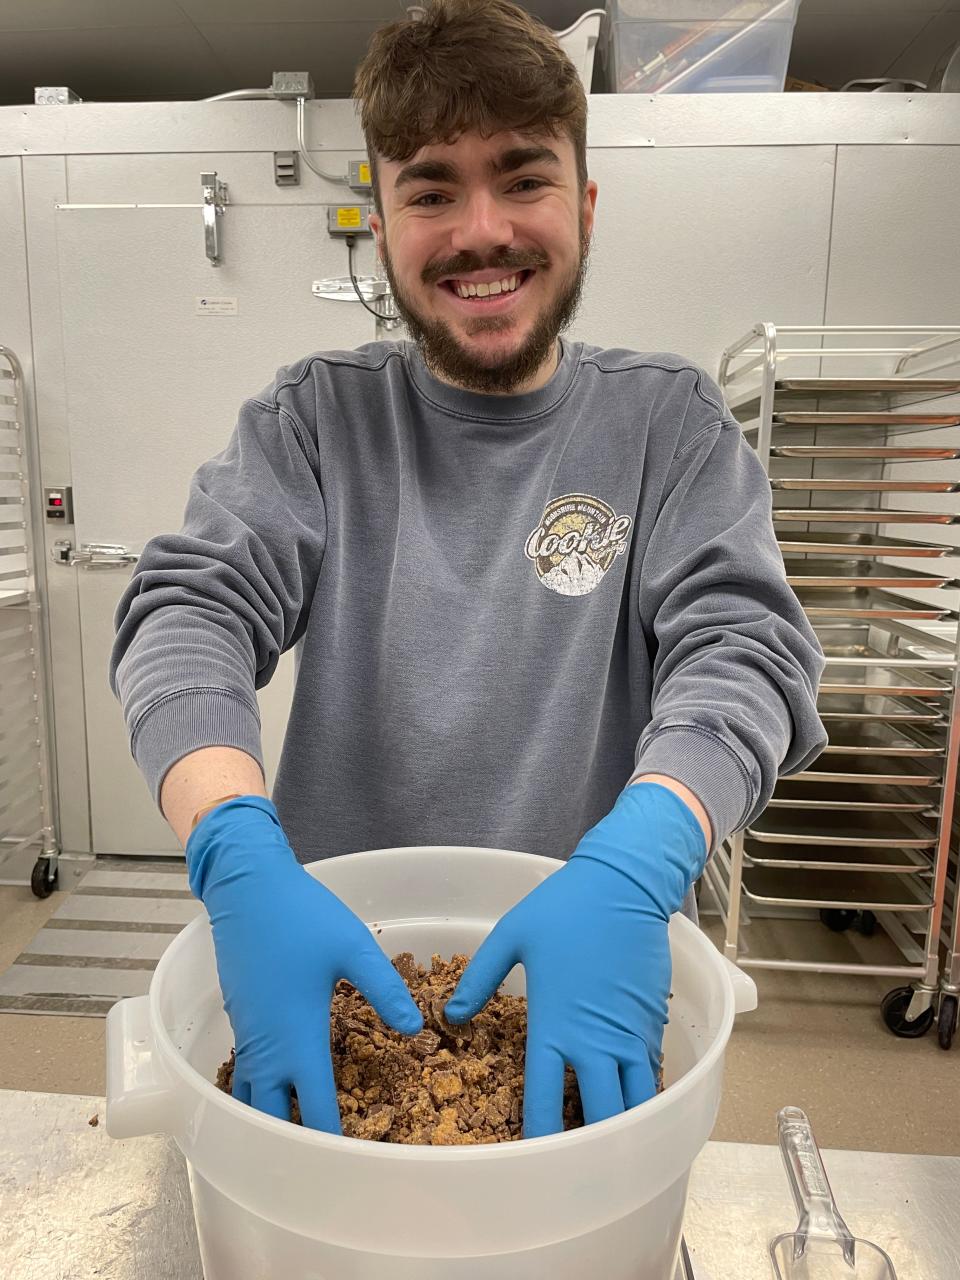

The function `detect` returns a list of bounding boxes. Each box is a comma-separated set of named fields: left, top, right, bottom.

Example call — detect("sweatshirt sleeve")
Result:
left=108, top=394, right=326, bottom=805
left=630, top=415, right=827, bottom=853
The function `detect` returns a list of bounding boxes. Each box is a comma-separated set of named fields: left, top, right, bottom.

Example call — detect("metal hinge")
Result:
left=51, top=540, right=139, bottom=569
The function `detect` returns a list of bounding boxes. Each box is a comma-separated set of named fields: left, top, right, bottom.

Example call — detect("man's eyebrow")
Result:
left=494, top=146, right=562, bottom=176
left=393, top=159, right=459, bottom=192
left=393, top=145, right=562, bottom=192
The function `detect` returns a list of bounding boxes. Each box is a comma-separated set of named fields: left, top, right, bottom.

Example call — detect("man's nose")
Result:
left=449, top=190, right=516, bottom=259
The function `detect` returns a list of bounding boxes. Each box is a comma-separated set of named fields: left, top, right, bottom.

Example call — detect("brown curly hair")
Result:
left=353, top=0, right=588, bottom=215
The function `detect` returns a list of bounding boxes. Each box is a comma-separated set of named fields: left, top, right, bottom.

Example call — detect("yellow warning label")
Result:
left=336, top=207, right=363, bottom=228
left=358, top=162, right=371, bottom=185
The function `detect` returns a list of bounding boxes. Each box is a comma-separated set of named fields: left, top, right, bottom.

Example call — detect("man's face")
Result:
left=368, top=129, right=598, bottom=394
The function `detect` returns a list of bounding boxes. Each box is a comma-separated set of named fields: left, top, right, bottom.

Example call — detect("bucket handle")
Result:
left=722, top=956, right=758, bottom=1015
left=105, top=994, right=177, bottom=1139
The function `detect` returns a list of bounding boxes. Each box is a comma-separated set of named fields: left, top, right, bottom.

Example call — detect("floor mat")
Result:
left=0, top=858, right=203, bottom=1016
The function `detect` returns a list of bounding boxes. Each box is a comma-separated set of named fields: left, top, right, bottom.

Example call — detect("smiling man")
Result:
left=371, top=132, right=590, bottom=396
left=110, top=0, right=827, bottom=1143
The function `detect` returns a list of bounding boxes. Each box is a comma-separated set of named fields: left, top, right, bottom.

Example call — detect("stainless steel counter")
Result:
left=2, top=1090, right=958, bottom=1279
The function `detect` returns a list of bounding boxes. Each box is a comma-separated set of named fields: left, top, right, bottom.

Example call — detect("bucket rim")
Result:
left=149, top=844, right=736, bottom=1159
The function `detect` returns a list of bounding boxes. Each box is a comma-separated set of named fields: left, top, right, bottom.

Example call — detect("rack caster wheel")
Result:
left=30, top=856, right=58, bottom=900
left=855, top=910, right=877, bottom=937
left=820, top=908, right=857, bottom=933
left=881, top=986, right=935, bottom=1039
left=938, top=995, right=959, bottom=1051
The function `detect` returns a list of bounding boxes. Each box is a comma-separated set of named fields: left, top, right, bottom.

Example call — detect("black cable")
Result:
left=346, top=235, right=391, bottom=321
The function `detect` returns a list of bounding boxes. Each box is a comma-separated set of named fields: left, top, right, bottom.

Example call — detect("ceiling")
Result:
left=1, top=0, right=959, bottom=107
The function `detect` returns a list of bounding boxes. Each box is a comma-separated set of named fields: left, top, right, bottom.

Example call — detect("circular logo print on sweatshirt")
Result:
left=524, top=493, right=633, bottom=597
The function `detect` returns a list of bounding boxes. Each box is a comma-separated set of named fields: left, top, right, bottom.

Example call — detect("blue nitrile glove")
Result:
left=185, top=795, right=423, bottom=1134
left=444, top=783, right=707, bottom=1138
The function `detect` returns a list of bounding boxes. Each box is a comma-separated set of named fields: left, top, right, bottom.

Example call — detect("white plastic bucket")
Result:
left=106, top=845, right=756, bottom=1279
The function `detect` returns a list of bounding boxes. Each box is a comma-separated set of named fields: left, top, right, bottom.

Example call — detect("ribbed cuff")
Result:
left=629, top=726, right=756, bottom=855
left=130, top=689, right=264, bottom=805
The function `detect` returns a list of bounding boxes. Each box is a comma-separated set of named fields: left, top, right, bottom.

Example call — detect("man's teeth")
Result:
left=451, top=273, right=524, bottom=299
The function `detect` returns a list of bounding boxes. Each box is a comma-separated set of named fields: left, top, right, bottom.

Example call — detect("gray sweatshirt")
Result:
left=110, top=337, right=827, bottom=862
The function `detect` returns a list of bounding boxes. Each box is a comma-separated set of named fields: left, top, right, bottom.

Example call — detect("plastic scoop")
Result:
left=770, top=1107, right=898, bottom=1280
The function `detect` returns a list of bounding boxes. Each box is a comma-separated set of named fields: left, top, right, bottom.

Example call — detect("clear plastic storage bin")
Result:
left=603, top=0, right=801, bottom=94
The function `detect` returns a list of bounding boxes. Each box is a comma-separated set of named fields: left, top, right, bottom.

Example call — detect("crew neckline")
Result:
left=403, top=336, right=581, bottom=421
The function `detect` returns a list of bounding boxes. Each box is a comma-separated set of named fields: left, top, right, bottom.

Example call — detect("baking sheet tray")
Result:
left=768, top=780, right=935, bottom=811
left=773, top=412, right=960, bottom=424
left=743, top=842, right=932, bottom=874
left=775, top=507, right=960, bottom=524
left=771, top=445, right=960, bottom=461
left=746, top=807, right=936, bottom=847
left=778, top=378, right=960, bottom=393
left=820, top=720, right=944, bottom=755
left=813, top=615, right=957, bottom=654
left=732, top=383, right=960, bottom=416
left=744, top=412, right=960, bottom=438
left=792, top=755, right=942, bottom=785
left=822, top=741, right=946, bottom=783
left=815, top=693, right=944, bottom=723
left=819, top=667, right=951, bottom=697
left=776, top=531, right=955, bottom=557
left=819, top=666, right=951, bottom=697
left=783, top=559, right=955, bottom=590
left=772, top=477, right=960, bottom=493
left=793, top=587, right=954, bottom=619
left=741, top=867, right=933, bottom=912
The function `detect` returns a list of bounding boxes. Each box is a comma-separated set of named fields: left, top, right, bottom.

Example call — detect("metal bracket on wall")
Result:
left=313, top=276, right=387, bottom=302
left=201, top=171, right=229, bottom=266
left=312, top=276, right=404, bottom=333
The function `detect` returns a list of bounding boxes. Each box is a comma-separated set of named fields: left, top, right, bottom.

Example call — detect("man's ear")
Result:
left=368, top=211, right=384, bottom=263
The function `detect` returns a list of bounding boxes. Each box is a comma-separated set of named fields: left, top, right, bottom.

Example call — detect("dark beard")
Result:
left=380, top=222, right=591, bottom=395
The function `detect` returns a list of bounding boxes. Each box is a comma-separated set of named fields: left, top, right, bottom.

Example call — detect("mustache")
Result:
left=424, top=251, right=550, bottom=285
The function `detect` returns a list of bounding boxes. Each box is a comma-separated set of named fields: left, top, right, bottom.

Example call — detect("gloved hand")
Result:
left=444, top=782, right=707, bottom=1138
left=185, top=795, right=423, bottom=1134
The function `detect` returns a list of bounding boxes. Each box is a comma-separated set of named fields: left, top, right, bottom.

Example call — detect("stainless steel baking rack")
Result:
left=708, top=325, right=960, bottom=1041
left=0, top=345, right=60, bottom=896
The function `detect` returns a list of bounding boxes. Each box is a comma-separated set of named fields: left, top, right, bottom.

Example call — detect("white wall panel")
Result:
left=0, top=160, right=28, bottom=325
left=574, top=144, right=836, bottom=374
left=826, top=144, right=960, bottom=330
left=824, top=144, right=960, bottom=606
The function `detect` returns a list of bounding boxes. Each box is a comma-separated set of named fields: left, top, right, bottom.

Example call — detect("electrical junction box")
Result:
left=327, top=205, right=373, bottom=236
left=271, top=71, right=315, bottom=99
left=35, top=86, right=82, bottom=104
left=348, top=160, right=373, bottom=193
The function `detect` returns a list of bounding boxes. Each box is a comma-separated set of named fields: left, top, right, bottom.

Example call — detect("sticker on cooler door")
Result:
left=524, top=494, right=633, bottom=597
left=195, top=297, right=238, bottom=315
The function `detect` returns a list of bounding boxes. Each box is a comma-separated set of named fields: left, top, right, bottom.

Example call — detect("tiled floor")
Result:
left=1, top=876, right=957, bottom=1154
left=0, top=859, right=201, bottom=1015
left=0, top=861, right=106, bottom=1095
